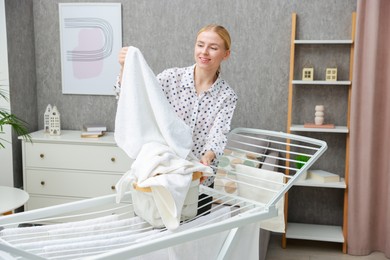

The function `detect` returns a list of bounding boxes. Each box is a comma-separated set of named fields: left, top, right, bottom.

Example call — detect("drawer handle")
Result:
left=40, top=181, right=45, bottom=186
left=40, top=153, right=45, bottom=159
left=111, top=185, right=116, bottom=190
left=111, top=157, right=116, bottom=162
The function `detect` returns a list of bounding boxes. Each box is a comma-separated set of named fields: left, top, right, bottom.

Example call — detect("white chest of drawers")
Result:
left=20, top=130, right=133, bottom=211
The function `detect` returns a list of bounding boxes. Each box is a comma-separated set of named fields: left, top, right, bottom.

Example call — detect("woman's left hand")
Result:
left=199, top=150, right=215, bottom=183
left=200, top=150, right=216, bottom=166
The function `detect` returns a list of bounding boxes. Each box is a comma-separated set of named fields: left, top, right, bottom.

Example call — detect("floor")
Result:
left=266, top=234, right=389, bottom=260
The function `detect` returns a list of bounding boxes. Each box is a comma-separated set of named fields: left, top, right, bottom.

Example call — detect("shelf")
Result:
left=286, top=223, right=344, bottom=243
left=292, top=80, right=351, bottom=85
left=294, top=178, right=346, bottom=188
left=290, top=125, right=349, bottom=133
left=284, top=12, right=356, bottom=253
left=294, top=39, right=353, bottom=44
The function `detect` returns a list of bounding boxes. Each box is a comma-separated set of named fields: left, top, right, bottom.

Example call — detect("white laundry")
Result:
left=114, top=46, right=213, bottom=230
left=16, top=220, right=151, bottom=251
left=41, top=229, right=159, bottom=259
left=133, top=206, right=259, bottom=260
left=0, top=215, right=156, bottom=258
left=1, top=207, right=256, bottom=260
left=116, top=142, right=213, bottom=230
left=136, top=206, right=233, bottom=260
left=0, top=215, right=118, bottom=240
left=235, top=164, right=286, bottom=233
left=114, top=46, right=193, bottom=160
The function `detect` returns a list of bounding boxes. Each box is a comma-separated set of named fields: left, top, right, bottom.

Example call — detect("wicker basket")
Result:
left=132, top=172, right=202, bottom=228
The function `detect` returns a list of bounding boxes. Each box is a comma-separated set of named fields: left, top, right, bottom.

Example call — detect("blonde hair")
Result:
left=197, top=24, right=231, bottom=51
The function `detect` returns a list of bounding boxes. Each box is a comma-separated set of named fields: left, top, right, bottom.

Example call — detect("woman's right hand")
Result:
left=118, top=46, right=129, bottom=67
left=118, top=47, right=129, bottom=84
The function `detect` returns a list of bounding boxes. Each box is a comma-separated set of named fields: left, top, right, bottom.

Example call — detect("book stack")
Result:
left=308, top=169, right=340, bottom=183
left=81, top=124, right=107, bottom=138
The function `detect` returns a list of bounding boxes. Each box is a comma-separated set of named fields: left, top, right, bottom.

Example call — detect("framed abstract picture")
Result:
left=59, top=3, right=122, bottom=95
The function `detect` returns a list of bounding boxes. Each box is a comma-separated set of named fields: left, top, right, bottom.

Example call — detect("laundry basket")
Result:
left=131, top=172, right=202, bottom=227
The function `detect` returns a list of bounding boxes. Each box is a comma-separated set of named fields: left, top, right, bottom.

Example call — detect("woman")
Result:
left=116, top=24, right=238, bottom=214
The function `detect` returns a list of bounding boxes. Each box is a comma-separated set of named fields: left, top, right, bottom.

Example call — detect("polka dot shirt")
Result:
left=157, top=65, right=238, bottom=187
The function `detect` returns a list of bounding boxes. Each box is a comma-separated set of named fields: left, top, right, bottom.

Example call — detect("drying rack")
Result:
left=0, top=128, right=327, bottom=260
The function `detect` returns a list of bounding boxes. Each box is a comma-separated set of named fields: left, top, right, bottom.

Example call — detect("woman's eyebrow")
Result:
left=196, top=41, right=220, bottom=47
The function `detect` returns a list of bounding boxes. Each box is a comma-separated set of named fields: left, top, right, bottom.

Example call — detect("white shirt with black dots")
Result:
left=114, top=64, right=238, bottom=187
left=157, top=65, right=238, bottom=187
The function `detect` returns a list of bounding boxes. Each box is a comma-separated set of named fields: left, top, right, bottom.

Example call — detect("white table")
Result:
left=0, top=186, right=29, bottom=214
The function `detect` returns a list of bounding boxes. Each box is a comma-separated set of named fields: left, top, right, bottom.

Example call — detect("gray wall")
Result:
left=31, top=0, right=357, bottom=132
left=5, top=0, right=37, bottom=188
left=7, top=0, right=357, bottom=224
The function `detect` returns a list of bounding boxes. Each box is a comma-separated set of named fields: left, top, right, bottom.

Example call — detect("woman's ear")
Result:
left=223, top=50, right=231, bottom=60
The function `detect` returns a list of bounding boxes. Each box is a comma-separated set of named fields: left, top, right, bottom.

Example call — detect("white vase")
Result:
left=315, top=116, right=324, bottom=125
left=315, top=105, right=324, bottom=111
left=315, top=111, right=324, bottom=117
left=314, top=105, right=324, bottom=125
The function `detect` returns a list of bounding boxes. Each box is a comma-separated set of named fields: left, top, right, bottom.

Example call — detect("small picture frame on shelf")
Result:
left=302, top=67, right=314, bottom=81
left=326, top=68, right=337, bottom=81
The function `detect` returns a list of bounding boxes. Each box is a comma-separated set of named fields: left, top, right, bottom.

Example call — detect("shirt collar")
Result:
left=185, top=64, right=222, bottom=98
left=208, top=75, right=222, bottom=98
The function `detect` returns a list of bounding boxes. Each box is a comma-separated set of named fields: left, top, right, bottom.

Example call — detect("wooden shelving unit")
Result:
left=283, top=12, right=356, bottom=254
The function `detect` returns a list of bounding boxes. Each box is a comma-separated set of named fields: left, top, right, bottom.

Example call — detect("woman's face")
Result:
left=194, top=30, right=230, bottom=72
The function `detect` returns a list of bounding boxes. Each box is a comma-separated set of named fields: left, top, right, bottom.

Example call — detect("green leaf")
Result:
left=295, top=154, right=310, bottom=169
left=0, top=87, right=32, bottom=147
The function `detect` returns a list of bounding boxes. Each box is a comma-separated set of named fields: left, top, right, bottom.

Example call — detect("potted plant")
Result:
left=295, top=154, right=310, bottom=180
left=0, top=88, right=31, bottom=148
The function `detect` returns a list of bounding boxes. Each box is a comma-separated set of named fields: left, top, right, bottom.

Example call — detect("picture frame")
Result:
left=59, top=3, right=122, bottom=95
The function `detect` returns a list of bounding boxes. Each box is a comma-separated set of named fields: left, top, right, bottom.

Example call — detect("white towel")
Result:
left=235, top=164, right=285, bottom=233
left=136, top=206, right=232, bottom=260
left=135, top=206, right=258, bottom=260
left=0, top=215, right=119, bottom=241
left=114, top=46, right=213, bottom=230
left=12, top=217, right=159, bottom=259
left=16, top=218, right=150, bottom=251
left=114, top=46, right=193, bottom=160
left=0, top=251, right=14, bottom=260
left=116, top=142, right=212, bottom=230
left=41, top=229, right=159, bottom=258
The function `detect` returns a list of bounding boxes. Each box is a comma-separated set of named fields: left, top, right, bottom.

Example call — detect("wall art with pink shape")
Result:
left=59, top=3, right=122, bottom=95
